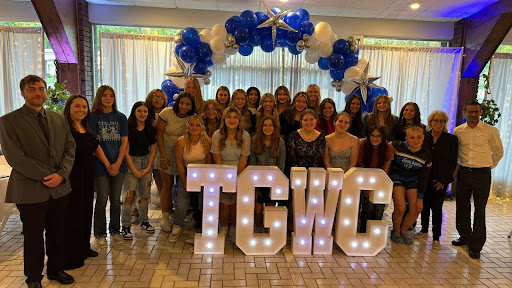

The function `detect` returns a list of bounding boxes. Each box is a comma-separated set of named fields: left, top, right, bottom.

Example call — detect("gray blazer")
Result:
left=0, top=105, right=75, bottom=204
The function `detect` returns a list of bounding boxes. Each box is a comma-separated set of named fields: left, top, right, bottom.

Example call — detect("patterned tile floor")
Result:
left=1, top=198, right=511, bottom=287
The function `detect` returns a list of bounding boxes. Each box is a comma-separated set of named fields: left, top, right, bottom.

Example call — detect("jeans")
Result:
left=94, top=173, right=125, bottom=237
left=122, top=156, right=152, bottom=226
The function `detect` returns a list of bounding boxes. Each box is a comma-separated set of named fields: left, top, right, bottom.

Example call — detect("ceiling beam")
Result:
left=31, top=0, right=77, bottom=64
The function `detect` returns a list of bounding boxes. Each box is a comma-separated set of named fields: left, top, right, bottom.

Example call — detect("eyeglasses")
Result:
left=431, top=119, right=446, bottom=123
left=466, top=110, right=481, bottom=115
left=25, top=88, right=46, bottom=93
left=370, top=134, right=382, bottom=139
left=153, top=95, right=165, bottom=100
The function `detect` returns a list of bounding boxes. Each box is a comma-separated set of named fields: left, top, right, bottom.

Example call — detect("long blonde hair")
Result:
left=184, top=115, right=211, bottom=155
left=369, top=95, right=395, bottom=137
left=307, top=84, right=321, bottom=113
left=185, top=77, right=204, bottom=111
left=219, top=106, right=245, bottom=150
left=253, top=116, right=281, bottom=158
left=201, top=99, right=222, bottom=137
left=255, top=93, right=279, bottom=130
left=230, top=89, right=252, bottom=129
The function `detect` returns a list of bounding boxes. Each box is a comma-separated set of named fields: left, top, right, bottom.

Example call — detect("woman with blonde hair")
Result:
left=306, top=84, right=321, bottom=114
left=279, top=92, right=309, bottom=140
left=169, top=115, right=212, bottom=242
left=362, top=95, right=398, bottom=139
left=230, top=89, right=254, bottom=133
left=185, top=77, right=204, bottom=112
left=201, top=99, right=222, bottom=137
left=254, top=93, right=279, bottom=130
left=275, top=86, right=291, bottom=114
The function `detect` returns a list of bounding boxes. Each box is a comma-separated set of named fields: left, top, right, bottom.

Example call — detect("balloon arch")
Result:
left=161, top=1, right=388, bottom=113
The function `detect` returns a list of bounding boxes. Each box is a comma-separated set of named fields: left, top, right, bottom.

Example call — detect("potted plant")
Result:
left=480, top=74, right=501, bottom=126
left=44, top=82, right=70, bottom=113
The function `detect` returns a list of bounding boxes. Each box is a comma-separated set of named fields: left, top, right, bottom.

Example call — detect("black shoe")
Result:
left=469, top=249, right=481, bottom=259
left=87, top=249, right=99, bottom=258
left=47, top=271, right=75, bottom=285
left=27, top=282, right=42, bottom=288
left=451, top=238, right=468, bottom=246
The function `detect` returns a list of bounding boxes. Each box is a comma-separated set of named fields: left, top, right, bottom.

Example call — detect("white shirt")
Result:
left=453, top=121, right=503, bottom=169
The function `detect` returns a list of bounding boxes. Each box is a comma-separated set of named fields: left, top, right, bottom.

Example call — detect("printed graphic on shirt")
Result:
left=97, top=121, right=121, bottom=141
left=394, top=152, right=426, bottom=171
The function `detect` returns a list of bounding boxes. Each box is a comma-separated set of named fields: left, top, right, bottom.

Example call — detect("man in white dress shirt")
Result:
left=452, top=100, right=503, bottom=259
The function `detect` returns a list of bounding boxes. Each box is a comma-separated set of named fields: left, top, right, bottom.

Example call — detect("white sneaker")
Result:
left=161, top=218, right=171, bottom=233
left=94, top=236, right=107, bottom=248
left=169, top=225, right=182, bottom=243
left=111, top=233, right=124, bottom=244
left=433, top=240, right=441, bottom=250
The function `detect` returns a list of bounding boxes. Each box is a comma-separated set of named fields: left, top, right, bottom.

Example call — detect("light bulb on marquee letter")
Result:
left=187, top=164, right=237, bottom=254
left=291, top=167, right=344, bottom=255
left=236, top=166, right=289, bottom=255
left=334, top=168, right=392, bottom=256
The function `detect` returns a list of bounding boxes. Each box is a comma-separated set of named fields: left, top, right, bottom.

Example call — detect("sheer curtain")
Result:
left=0, top=26, right=44, bottom=115
left=100, top=32, right=174, bottom=114
left=488, top=54, right=512, bottom=196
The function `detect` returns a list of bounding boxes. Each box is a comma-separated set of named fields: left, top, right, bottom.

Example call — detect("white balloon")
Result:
left=356, top=58, right=369, bottom=69
left=305, top=51, right=320, bottom=64
left=200, top=29, right=213, bottom=43
left=211, top=24, right=227, bottom=39
left=225, top=47, right=238, bottom=56
left=314, top=22, right=332, bottom=42
left=341, top=79, right=357, bottom=95
left=166, top=66, right=185, bottom=88
left=319, top=40, right=333, bottom=58
left=211, top=52, right=227, bottom=65
left=344, top=66, right=362, bottom=79
left=330, top=31, right=338, bottom=45
left=210, top=36, right=225, bottom=54
left=306, top=35, right=320, bottom=52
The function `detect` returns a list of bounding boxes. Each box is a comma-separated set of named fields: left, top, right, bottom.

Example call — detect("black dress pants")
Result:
left=455, top=167, right=491, bottom=252
left=420, top=180, right=447, bottom=240
left=16, top=195, right=69, bottom=283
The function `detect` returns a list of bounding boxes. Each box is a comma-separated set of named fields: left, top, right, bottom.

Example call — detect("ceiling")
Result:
left=85, top=0, right=499, bottom=22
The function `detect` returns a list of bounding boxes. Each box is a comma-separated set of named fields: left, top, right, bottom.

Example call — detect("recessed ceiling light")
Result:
left=410, top=2, right=421, bottom=9
left=280, top=0, right=288, bottom=2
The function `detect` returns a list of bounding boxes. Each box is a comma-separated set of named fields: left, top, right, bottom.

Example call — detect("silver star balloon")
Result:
left=349, top=62, right=380, bottom=104
left=164, top=50, right=210, bottom=82
left=257, top=0, right=297, bottom=47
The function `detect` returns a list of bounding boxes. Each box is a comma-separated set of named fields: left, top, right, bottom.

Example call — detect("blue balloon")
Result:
left=354, top=48, right=360, bottom=57
left=239, top=44, right=254, bottom=56
left=284, top=12, right=302, bottom=30
left=350, top=86, right=388, bottom=113
left=296, top=8, right=310, bottom=21
left=175, top=44, right=185, bottom=55
left=260, top=37, right=275, bottom=53
left=271, top=7, right=281, bottom=14
left=330, top=68, right=345, bottom=81
left=288, top=44, right=302, bottom=55
left=234, top=27, right=249, bottom=45
left=333, top=39, right=350, bottom=55
left=277, top=38, right=289, bottom=47
left=276, top=28, right=287, bottom=41
left=182, top=27, right=200, bottom=48
left=179, top=45, right=197, bottom=63
left=328, top=53, right=344, bottom=70
left=225, top=17, right=240, bottom=34
left=249, top=29, right=261, bottom=46
left=300, top=21, right=314, bottom=36
left=161, top=79, right=179, bottom=105
left=344, top=53, right=358, bottom=67
left=196, top=42, right=212, bottom=60
left=257, top=26, right=271, bottom=38
left=255, top=12, right=269, bottom=25
left=286, top=30, right=303, bottom=45
left=240, top=10, right=257, bottom=29
left=318, top=57, right=329, bottom=70
left=206, top=58, right=214, bottom=67
left=193, top=58, right=208, bottom=74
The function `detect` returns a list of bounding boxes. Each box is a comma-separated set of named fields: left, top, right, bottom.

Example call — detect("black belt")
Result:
left=460, top=166, right=490, bottom=171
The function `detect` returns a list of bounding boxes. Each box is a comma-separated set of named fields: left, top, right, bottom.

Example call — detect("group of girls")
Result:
left=61, top=77, right=458, bottom=269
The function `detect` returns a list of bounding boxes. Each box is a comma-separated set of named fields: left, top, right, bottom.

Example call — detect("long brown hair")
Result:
left=145, top=89, right=167, bottom=112
left=307, top=84, right=321, bottom=113
left=253, top=116, right=281, bottom=158
left=285, top=92, right=309, bottom=126
left=368, top=95, right=395, bottom=137
left=201, top=99, right=222, bottom=137
left=91, top=85, right=117, bottom=113
left=184, top=115, right=211, bottom=155
left=398, top=102, right=422, bottom=127
left=127, top=101, right=156, bottom=143
left=215, top=86, right=231, bottom=107
left=317, top=98, right=337, bottom=135
left=274, top=86, right=290, bottom=107
left=219, top=106, right=245, bottom=150
left=362, top=126, right=388, bottom=168
left=63, top=94, right=92, bottom=134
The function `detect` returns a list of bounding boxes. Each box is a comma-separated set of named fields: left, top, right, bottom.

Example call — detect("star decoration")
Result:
left=164, top=50, right=209, bottom=82
left=257, top=0, right=298, bottom=47
left=349, top=63, right=381, bottom=104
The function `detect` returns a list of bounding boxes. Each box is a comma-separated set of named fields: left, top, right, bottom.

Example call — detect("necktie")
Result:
left=37, top=113, right=49, bottom=143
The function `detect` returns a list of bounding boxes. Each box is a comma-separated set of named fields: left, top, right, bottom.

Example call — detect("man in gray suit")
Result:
left=0, top=75, right=76, bottom=288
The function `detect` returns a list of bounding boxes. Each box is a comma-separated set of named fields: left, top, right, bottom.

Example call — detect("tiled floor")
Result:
left=1, top=198, right=512, bottom=287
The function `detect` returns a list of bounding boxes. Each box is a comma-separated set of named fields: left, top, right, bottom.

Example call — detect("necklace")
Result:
left=300, top=129, right=316, bottom=142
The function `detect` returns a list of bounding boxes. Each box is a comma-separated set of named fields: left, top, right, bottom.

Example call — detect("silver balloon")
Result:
left=303, top=34, right=310, bottom=42
left=232, top=43, right=239, bottom=50
left=225, top=42, right=232, bottom=48
left=304, top=41, right=310, bottom=49
left=331, top=80, right=336, bottom=87
left=205, top=70, right=212, bottom=77
left=336, top=81, right=343, bottom=88
left=350, top=44, right=358, bottom=52
left=204, top=78, right=211, bottom=85
left=227, top=34, right=236, bottom=45
left=297, top=40, right=305, bottom=51
left=335, top=86, right=342, bottom=92
left=174, top=35, right=182, bottom=45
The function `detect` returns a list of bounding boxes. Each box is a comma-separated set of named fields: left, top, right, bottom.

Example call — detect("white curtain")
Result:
left=488, top=54, right=512, bottom=197
left=100, top=32, right=174, bottom=114
left=0, top=26, right=44, bottom=115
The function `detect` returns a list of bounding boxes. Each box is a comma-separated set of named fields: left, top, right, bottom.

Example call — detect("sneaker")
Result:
left=94, top=236, right=107, bottom=248
left=161, top=218, right=171, bottom=233
left=401, top=233, right=413, bottom=245
left=433, top=240, right=441, bottom=250
left=169, top=225, right=182, bottom=243
left=391, top=231, right=404, bottom=244
left=121, top=226, right=133, bottom=240
left=140, top=221, right=155, bottom=234
left=414, top=231, right=428, bottom=239
left=111, top=233, right=125, bottom=244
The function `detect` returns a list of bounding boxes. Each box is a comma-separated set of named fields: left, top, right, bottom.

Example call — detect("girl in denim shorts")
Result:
left=121, top=102, right=157, bottom=239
